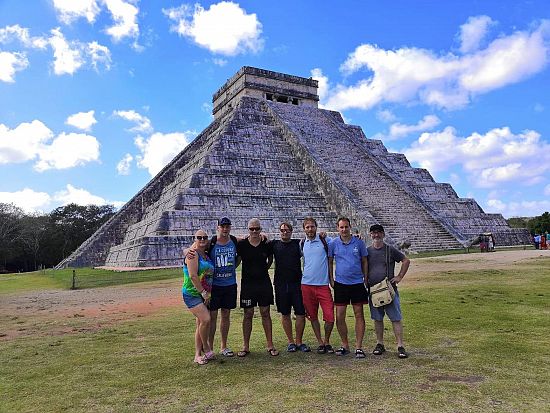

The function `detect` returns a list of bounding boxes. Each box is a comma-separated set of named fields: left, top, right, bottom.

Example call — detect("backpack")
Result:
left=300, top=236, right=329, bottom=256
left=208, top=234, right=238, bottom=254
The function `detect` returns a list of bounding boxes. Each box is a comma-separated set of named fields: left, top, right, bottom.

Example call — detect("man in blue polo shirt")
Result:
left=328, top=217, right=369, bottom=358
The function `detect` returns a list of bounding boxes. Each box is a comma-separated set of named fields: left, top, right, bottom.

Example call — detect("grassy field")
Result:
left=1, top=253, right=549, bottom=412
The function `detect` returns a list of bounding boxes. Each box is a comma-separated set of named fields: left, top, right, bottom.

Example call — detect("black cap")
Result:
left=369, top=224, right=385, bottom=232
left=218, top=217, right=231, bottom=226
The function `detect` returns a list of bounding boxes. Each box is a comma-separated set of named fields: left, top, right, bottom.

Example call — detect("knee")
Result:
left=243, top=310, right=254, bottom=321
left=260, top=308, right=271, bottom=319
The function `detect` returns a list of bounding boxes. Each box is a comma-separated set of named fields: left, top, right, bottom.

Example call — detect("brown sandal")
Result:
left=267, top=348, right=279, bottom=356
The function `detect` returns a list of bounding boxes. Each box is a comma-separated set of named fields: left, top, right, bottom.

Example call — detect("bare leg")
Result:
left=259, top=305, right=274, bottom=349
left=281, top=314, right=294, bottom=344
left=242, top=307, right=254, bottom=352
left=189, top=304, right=211, bottom=360
left=295, top=315, right=306, bottom=346
left=392, top=320, right=404, bottom=347
left=208, top=309, right=218, bottom=351
left=374, top=320, right=385, bottom=345
left=324, top=321, right=334, bottom=345
left=335, top=305, right=349, bottom=349
left=219, top=308, right=231, bottom=351
left=352, top=304, right=365, bottom=350
left=310, top=319, right=323, bottom=345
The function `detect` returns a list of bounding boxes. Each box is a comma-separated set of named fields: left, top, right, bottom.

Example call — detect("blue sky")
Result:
left=1, top=0, right=549, bottom=218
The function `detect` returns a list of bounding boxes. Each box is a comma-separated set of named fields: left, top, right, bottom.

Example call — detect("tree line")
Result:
left=507, top=212, right=550, bottom=235
left=0, top=203, right=116, bottom=273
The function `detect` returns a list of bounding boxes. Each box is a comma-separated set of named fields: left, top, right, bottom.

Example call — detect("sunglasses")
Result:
left=280, top=228, right=292, bottom=233
left=248, top=227, right=261, bottom=232
left=195, top=236, right=209, bottom=240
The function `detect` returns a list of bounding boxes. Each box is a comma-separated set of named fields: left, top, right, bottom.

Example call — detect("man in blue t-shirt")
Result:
left=328, top=217, right=369, bottom=358
left=205, top=217, right=240, bottom=357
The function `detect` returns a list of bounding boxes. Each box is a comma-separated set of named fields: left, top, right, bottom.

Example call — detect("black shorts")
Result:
left=275, top=281, right=306, bottom=316
left=208, top=284, right=237, bottom=311
left=240, top=281, right=274, bottom=308
left=333, top=281, right=369, bottom=306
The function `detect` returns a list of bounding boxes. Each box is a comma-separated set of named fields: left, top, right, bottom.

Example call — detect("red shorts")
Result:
left=301, top=284, right=335, bottom=323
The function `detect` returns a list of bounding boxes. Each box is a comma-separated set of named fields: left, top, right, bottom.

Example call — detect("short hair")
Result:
left=302, top=217, right=317, bottom=228
left=337, top=217, right=351, bottom=226
left=280, top=221, right=293, bottom=231
left=248, top=218, right=261, bottom=228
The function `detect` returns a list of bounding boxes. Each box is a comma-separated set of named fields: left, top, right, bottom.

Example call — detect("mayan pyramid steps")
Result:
left=57, top=67, right=530, bottom=268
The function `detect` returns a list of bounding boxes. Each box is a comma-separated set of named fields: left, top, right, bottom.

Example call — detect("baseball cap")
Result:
left=369, top=224, right=385, bottom=232
left=218, top=217, right=232, bottom=226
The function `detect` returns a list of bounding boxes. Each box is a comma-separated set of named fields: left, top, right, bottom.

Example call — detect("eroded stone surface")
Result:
left=57, top=67, right=530, bottom=268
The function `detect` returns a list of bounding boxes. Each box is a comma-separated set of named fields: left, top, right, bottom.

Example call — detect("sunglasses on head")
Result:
left=195, top=236, right=208, bottom=240
left=248, top=227, right=261, bottom=232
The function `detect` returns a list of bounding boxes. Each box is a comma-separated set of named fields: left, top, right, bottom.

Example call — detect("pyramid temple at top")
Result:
left=58, top=66, right=531, bottom=268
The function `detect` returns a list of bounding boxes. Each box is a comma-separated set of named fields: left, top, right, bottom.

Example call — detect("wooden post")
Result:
left=71, top=269, right=76, bottom=290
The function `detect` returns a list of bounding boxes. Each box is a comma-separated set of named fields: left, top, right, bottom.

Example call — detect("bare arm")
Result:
left=361, top=256, right=369, bottom=284
left=328, top=257, right=334, bottom=288
left=393, top=257, right=410, bottom=284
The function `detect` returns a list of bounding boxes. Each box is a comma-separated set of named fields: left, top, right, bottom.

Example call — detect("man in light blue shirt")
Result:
left=301, top=217, right=335, bottom=354
left=328, top=217, right=369, bottom=358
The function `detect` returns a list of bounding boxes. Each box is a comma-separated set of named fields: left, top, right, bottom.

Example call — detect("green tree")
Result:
left=0, top=203, right=24, bottom=272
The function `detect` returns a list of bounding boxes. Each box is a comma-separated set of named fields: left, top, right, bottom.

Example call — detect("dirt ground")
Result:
left=1, top=249, right=548, bottom=341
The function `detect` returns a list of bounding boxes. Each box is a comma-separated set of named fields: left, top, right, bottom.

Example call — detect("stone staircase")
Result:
left=267, top=100, right=464, bottom=250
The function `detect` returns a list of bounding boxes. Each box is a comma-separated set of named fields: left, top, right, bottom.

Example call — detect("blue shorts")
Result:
left=182, top=292, right=204, bottom=309
left=368, top=291, right=402, bottom=322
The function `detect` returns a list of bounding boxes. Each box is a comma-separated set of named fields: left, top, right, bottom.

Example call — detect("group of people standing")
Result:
left=533, top=233, right=548, bottom=250
left=181, top=216, right=410, bottom=366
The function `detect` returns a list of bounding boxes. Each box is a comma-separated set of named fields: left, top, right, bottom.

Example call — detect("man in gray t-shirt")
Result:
left=367, top=224, right=410, bottom=359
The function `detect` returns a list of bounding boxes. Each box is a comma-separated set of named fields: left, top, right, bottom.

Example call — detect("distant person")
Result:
left=237, top=218, right=278, bottom=357
left=534, top=234, right=541, bottom=249
left=271, top=222, right=310, bottom=353
left=301, top=217, right=335, bottom=354
left=367, top=224, right=411, bottom=359
left=328, top=217, right=369, bottom=358
left=181, top=229, right=215, bottom=365
left=541, top=233, right=547, bottom=250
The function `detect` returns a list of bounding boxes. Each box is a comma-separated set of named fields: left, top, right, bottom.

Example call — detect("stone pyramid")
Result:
left=58, top=67, right=530, bottom=268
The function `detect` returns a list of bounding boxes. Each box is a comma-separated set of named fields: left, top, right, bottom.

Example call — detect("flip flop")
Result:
left=204, top=351, right=216, bottom=361
left=267, top=348, right=279, bottom=356
left=237, top=350, right=250, bottom=357
left=221, top=348, right=234, bottom=357
left=194, top=356, right=208, bottom=365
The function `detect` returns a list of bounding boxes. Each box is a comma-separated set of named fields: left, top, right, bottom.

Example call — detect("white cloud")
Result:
left=0, top=25, right=111, bottom=77
left=164, top=2, right=263, bottom=56
left=0, top=185, right=124, bottom=213
left=0, top=188, right=51, bottom=213
left=0, top=120, right=53, bottom=163
left=486, top=198, right=550, bottom=218
left=49, top=27, right=84, bottom=75
left=404, top=126, right=550, bottom=188
left=458, top=15, right=495, bottom=54
left=376, top=109, right=397, bottom=123
left=103, top=0, right=140, bottom=43
left=116, top=153, right=133, bottom=175
left=387, top=115, right=440, bottom=140
left=34, top=132, right=100, bottom=172
left=52, top=0, right=139, bottom=45
left=544, top=184, right=550, bottom=196
left=87, top=41, right=112, bottom=71
left=54, top=184, right=124, bottom=208
left=135, top=131, right=195, bottom=176
left=311, top=68, right=329, bottom=104
left=321, top=19, right=550, bottom=111
left=0, top=51, right=28, bottom=82
left=0, top=24, right=48, bottom=49
left=52, top=0, right=101, bottom=24
left=212, top=57, right=227, bottom=66
left=66, top=110, right=97, bottom=131
left=113, top=109, right=152, bottom=132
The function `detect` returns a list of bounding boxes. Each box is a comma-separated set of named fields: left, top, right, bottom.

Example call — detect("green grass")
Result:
left=1, top=256, right=549, bottom=412
left=0, top=267, right=181, bottom=293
